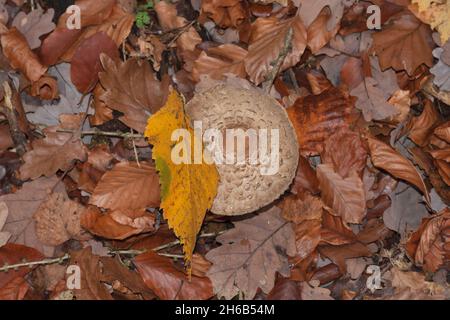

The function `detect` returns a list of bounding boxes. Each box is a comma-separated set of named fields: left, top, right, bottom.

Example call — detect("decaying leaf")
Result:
left=0, top=202, right=11, bottom=247
left=206, top=207, right=296, bottom=299
left=12, top=8, right=55, bottom=50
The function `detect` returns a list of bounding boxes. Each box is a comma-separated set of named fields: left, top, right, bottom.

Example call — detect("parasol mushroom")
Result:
left=185, top=84, right=299, bottom=215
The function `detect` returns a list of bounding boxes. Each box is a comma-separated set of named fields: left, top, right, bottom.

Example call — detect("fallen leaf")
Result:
left=317, top=163, right=366, bottom=225
left=98, top=54, right=169, bottom=133
left=0, top=202, right=11, bottom=247
left=200, top=0, right=247, bottom=29
left=245, top=14, right=307, bottom=84
left=407, top=100, right=440, bottom=146
left=280, top=193, right=323, bottom=224
left=206, top=207, right=296, bottom=299
left=299, top=279, right=334, bottom=300
left=296, top=0, right=344, bottom=31
left=430, top=47, right=450, bottom=92
left=145, top=91, right=219, bottom=269
left=287, top=87, right=356, bottom=156
left=267, top=278, right=302, bottom=300
left=12, top=7, right=55, bottom=49
left=1, top=27, right=47, bottom=82
left=134, top=251, right=213, bottom=300
left=371, top=12, right=434, bottom=75
left=320, top=209, right=357, bottom=246
left=318, top=242, right=371, bottom=273
left=367, top=137, right=430, bottom=203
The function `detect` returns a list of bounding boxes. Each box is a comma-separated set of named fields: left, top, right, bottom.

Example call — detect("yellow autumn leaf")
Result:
left=410, top=0, right=450, bottom=43
left=144, top=91, right=219, bottom=270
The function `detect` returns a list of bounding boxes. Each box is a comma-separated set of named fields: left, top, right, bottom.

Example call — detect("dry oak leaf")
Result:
left=0, top=176, right=62, bottom=257
left=192, top=44, right=248, bottom=82
left=89, top=161, right=160, bottom=211
left=34, top=192, right=87, bottom=246
left=1, top=27, right=47, bottom=82
left=68, top=246, right=113, bottom=300
left=80, top=206, right=155, bottom=240
left=371, top=12, right=434, bottom=76
left=245, top=13, right=307, bottom=84
left=410, top=0, right=450, bottom=44
left=287, top=87, right=356, bottom=156
left=98, top=54, right=170, bottom=133
left=145, top=91, right=219, bottom=270
left=317, top=163, right=367, bottom=225
left=19, top=114, right=87, bottom=180
left=430, top=46, right=450, bottom=92
left=406, top=207, right=450, bottom=272
left=299, top=280, right=334, bottom=300
left=134, top=251, right=213, bottom=300
left=0, top=243, right=43, bottom=299
left=154, top=1, right=202, bottom=53
left=12, top=7, right=55, bottom=49
left=205, top=207, right=296, bottom=300
left=367, top=137, right=430, bottom=203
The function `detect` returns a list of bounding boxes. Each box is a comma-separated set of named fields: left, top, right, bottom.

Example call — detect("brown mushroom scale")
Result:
left=186, top=85, right=299, bottom=216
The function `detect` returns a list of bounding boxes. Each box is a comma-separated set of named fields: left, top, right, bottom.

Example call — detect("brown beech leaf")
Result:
left=206, top=207, right=296, bottom=299
left=0, top=124, right=13, bottom=152
left=291, top=156, right=320, bottom=195
left=134, top=251, right=213, bottom=300
left=80, top=206, right=155, bottom=240
left=320, top=209, right=357, bottom=246
left=38, top=28, right=83, bottom=66
left=57, top=0, right=116, bottom=29
left=154, top=1, right=202, bottom=53
left=322, top=127, right=367, bottom=178
left=71, top=32, right=119, bottom=93
left=98, top=55, right=169, bottom=133
left=1, top=28, right=47, bottom=82
left=367, top=137, right=430, bottom=203
left=318, top=242, right=371, bottom=273
left=34, top=192, right=87, bottom=246
left=192, top=44, right=248, bottom=82
left=245, top=14, right=307, bottom=84
left=267, top=278, right=302, bottom=300
left=89, top=161, right=160, bottom=211
left=280, top=193, right=323, bottom=224
left=0, top=176, right=62, bottom=256
left=0, top=243, right=43, bottom=299
left=200, top=0, right=247, bottom=29
left=434, top=121, right=450, bottom=144
left=19, top=115, right=87, bottom=180
left=90, top=83, right=113, bottom=126
left=406, top=207, right=450, bottom=272
left=296, top=0, right=345, bottom=30
left=371, top=12, right=434, bottom=76
left=12, top=7, right=55, bottom=49
left=407, top=100, right=440, bottom=147
left=68, top=246, right=113, bottom=300
left=287, top=87, right=356, bottom=156
left=317, top=164, right=366, bottom=225
left=294, top=219, right=322, bottom=261
left=307, top=7, right=339, bottom=53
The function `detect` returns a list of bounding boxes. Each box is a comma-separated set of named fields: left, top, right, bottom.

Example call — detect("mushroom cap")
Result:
left=185, top=85, right=299, bottom=215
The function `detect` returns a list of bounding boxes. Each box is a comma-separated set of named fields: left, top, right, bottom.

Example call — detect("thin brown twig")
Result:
left=56, top=129, right=144, bottom=139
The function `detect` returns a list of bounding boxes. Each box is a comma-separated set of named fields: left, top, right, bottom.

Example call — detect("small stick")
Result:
left=0, top=253, right=69, bottom=273
left=262, top=27, right=294, bottom=93
left=56, top=129, right=144, bottom=139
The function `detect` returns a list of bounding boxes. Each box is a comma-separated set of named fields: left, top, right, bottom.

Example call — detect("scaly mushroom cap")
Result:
left=185, top=85, right=299, bottom=215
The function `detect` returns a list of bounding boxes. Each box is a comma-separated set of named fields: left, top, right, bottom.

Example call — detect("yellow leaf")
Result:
left=144, top=91, right=219, bottom=271
left=410, top=0, right=450, bottom=43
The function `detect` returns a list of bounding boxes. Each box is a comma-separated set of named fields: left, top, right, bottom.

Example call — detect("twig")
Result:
left=166, top=20, right=196, bottom=48
left=56, top=129, right=144, bottom=139
left=288, top=68, right=300, bottom=94
left=1, top=81, right=27, bottom=155
left=0, top=254, right=69, bottom=273
left=262, top=27, right=294, bottom=93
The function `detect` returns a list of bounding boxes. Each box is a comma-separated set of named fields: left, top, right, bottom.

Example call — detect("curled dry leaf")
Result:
left=200, top=0, right=247, bottom=29
left=154, top=1, right=202, bottom=53
left=317, top=163, right=366, bottom=225
left=291, top=156, right=320, bottom=195
left=30, top=75, right=59, bottom=100
left=406, top=207, right=450, bottom=272
left=134, top=251, right=213, bottom=300
left=245, top=14, right=307, bottom=84
left=71, top=32, right=119, bottom=93
left=19, top=115, right=87, bottom=180
left=1, top=28, right=47, bottom=82
left=89, top=161, right=160, bottom=211
left=12, top=8, right=55, bottom=50
left=98, top=54, right=169, bottom=133
left=34, top=193, right=87, bottom=246
left=407, top=100, right=440, bottom=147
left=367, top=137, right=430, bottom=203
left=371, top=12, right=434, bottom=76
left=206, top=207, right=296, bottom=300
left=287, top=87, right=356, bottom=156
left=318, top=242, right=371, bottom=273
left=80, top=206, right=155, bottom=240
left=192, top=44, right=248, bottom=82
